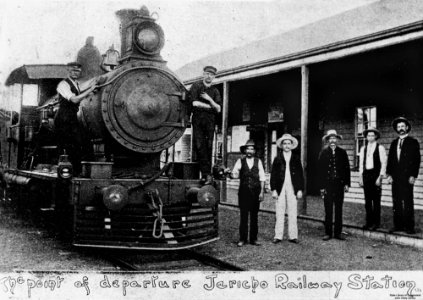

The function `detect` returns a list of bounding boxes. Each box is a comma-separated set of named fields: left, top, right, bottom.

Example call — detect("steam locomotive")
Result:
left=1, top=6, right=220, bottom=250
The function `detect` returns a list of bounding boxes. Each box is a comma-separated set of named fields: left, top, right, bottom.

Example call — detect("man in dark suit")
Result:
left=317, top=129, right=351, bottom=241
left=386, top=117, right=421, bottom=234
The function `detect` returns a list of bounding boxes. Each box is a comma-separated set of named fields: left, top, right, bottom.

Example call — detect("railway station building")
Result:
left=176, top=0, right=423, bottom=215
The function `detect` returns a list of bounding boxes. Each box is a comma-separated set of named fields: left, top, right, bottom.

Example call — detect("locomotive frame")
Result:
left=1, top=6, right=220, bottom=250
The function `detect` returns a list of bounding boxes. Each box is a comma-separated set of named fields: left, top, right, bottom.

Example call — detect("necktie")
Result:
left=397, top=139, right=403, bottom=161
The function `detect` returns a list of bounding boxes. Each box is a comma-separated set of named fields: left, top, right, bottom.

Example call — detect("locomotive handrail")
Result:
left=127, top=163, right=172, bottom=193
left=38, top=65, right=186, bottom=112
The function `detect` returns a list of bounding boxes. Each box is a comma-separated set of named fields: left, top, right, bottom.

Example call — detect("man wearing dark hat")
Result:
left=55, top=62, right=98, bottom=174
left=270, top=134, right=304, bottom=244
left=229, top=139, right=265, bottom=247
left=189, top=66, right=221, bottom=184
left=386, top=117, right=421, bottom=234
left=358, top=127, right=387, bottom=231
left=317, top=129, right=351, bottom=241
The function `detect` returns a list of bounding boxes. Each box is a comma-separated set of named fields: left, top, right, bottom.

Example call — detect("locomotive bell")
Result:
left=102, top=45, right=120, bottom=69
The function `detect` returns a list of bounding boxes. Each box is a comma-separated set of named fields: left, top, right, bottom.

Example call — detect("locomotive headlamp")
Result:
left=57, top=154, right=73, bottom=179
left=197, top=185, right=219, bottom=207
left=134, top=21, right=164, bottom=55
left=103, top=185, right=129, bottom=211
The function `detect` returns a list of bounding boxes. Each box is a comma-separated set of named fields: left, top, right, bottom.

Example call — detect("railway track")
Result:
left=104, top=250, right=245, bottom=271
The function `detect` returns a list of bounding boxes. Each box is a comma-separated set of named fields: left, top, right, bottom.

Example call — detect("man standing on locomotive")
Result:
left=55, top=62, right=97, bottom=175
left=189, top=66, right=221, bottom=184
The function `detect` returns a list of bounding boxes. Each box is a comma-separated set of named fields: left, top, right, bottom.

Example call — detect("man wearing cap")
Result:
left=318, top=129, right=351, bottom=241
left=270, top=134, right=304, bottom=244
left=189, top=66, right=222, bottom=184
left=229, top=140, right=265, bottom=247
left=55, top=62, right=97, bottom=174
left=358, top=128, right=387, bottom=231
left=386, top=117, right=421, bottom=234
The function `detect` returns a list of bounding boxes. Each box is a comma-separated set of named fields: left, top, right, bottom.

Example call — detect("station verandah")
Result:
left=217, top=36, right=423, bottom=234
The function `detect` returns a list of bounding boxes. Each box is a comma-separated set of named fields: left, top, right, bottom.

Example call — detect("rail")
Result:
left=104, top=250, right=245, bottom=271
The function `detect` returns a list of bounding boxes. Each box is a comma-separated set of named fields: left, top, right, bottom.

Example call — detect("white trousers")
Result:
left=274, top=182, right=298, bottom=240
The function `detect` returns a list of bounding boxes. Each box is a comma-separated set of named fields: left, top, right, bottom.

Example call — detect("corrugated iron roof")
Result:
left=5, top=64, right=68, bottom=86
left=176, top=0, right=423, bottom=82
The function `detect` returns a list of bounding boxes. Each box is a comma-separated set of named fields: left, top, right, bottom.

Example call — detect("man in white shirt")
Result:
left=230, top=140, right=265, bottom=247
left=358, top=127, right=387, bottom=231
left=270, top=134, right=304, bottom=244
left=54, top=62, right=97, bottom=175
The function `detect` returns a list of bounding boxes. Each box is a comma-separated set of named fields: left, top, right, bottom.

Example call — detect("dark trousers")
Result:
left=56, top=120, right=93, bottom=175
left=238, top=189, right=260, bottom=243
left=392, top=179, right=415, bottom=231
left=323, top=181, right=344, bottom=237
left=363, top=170, right=381, bottom=227
left=192, top=117, right=215, bottom=177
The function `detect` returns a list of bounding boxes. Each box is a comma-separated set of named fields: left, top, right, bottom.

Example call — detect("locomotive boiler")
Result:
left=1, top=6, right=220, bottom=250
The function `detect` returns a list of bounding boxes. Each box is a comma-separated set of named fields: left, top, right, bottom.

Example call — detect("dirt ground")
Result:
left=195, top=206, right=423, bottom=270
left=0, top=203, right=115, bottom=272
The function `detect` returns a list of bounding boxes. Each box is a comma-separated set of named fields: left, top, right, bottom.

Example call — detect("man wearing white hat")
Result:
left=230, top=139, right=265, bottom=247
left=358, top=127, right=387, bottom=231
left=386, top=117, right=421, bottom=234
left=270, top=134, right=304, bottom=244
left=318, top=129, right=350, bottom=241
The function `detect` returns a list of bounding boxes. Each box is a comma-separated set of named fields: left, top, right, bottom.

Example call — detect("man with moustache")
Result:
left=386, top=117, right=421, bottom=234
left=55, top=62, right=97, bottom=174
left=317, top=130, right=351, bottom=241
left=229, top=140, right=265, bottom=247
left=189, top=66, right=222, bottom=184
left=358, top=127, right=387, bottom=231
left=270, top=134, right=304, bottom=244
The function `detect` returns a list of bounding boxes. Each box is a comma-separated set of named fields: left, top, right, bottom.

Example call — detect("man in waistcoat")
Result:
left=189, top=66, right=221, bottom=184
left=270, top=134, right=304, bottom=244
left=230, top=140, right=265, bottom=247
left=386, top=117, right=421, bottom=234
left=318, top=129, right=351, bottom=241
left=358, top=127, right=387, bottom=231
left=54, top=62, right=97, bottom=174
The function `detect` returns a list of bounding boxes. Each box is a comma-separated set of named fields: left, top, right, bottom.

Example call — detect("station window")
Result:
left=355, top=106, right=376, bottom=168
